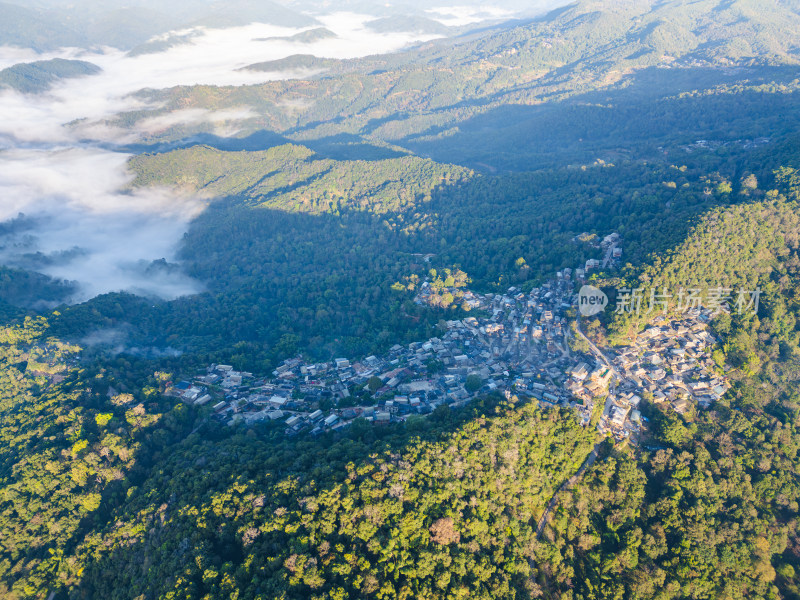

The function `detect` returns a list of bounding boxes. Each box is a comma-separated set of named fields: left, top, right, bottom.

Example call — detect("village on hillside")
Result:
left=166, top=233, right=729, bottom=444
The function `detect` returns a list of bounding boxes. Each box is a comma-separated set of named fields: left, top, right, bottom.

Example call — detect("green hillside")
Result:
left=241, top=54, right=335, bottom=73
left=129, top=144, right=472, bottom=215
left=69, top=398, right=595, bottom=600
left=0, top=315, right=594, bottom=600
left=540, top=168, right=800, bottom=599
left=99, top=126, right=782, bottom=368
left=5, top=1, right=800, bottom=599
left=7, top=163, right=800, bottom=596
left=256, top=27, right=337, bottom=43
left=601, top=165, right=800, bottom=335
left=0, top=318, right=200, bottom=600
left=594, top=166, right=800, bottom=414
left=114, top=134, right=758, bottom=368
left=0, top=58, right=101, bottom=93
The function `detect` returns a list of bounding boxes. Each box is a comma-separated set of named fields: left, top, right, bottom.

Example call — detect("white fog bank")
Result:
left=0, top=13, right=445, bottom=302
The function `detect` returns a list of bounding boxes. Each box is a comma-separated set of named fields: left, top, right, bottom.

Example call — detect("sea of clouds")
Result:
left=0, top=12, right=449, bottom=303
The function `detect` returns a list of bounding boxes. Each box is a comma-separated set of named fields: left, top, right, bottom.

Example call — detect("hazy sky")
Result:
left=6, top=0, right=560, bottom=18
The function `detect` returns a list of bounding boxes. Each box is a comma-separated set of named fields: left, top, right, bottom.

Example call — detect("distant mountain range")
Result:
left=0, top=0, right=543, bottom=53
left=365, top=15, right=450, bottom=35
left=0, top=0, right=317, bottom=51
left=127, top=0, right=800, bottom=170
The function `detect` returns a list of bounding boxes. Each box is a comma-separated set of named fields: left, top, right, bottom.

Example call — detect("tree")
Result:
left=426, top=359, right=444, bottom=374
left=429, top=517, right=461, bottom=545
left=716, top=181, right=733, bottom=194
left=465, top=374, right=482, bottom=393
left=741, top=174, right=758, bottom=190
left=367, top=376, right=383, bottom=394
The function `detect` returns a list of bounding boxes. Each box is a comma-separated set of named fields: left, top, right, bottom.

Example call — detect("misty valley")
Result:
left=2, top=1, right=800, bottom=599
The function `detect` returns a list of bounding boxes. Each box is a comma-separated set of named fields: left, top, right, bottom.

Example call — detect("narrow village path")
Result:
left=601, top=243, right=617, bottom=269
left=575, top=318, right=620, bottom=380
left=536, top=441, right=604, bottom=539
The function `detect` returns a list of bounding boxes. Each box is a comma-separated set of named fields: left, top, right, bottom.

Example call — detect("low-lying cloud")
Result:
left=0, top=147, right=207, bottom=302
left=80, top=327, right=184, bottom=358
left=137, top=107, right=258, bottom=137
left=425, top=6, right=514, bottom=27
left=0, top=13, right=447, bottom=304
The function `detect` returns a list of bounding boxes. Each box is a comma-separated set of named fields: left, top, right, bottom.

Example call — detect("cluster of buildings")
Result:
left=562, top=309, right=729, bottom=442
left=604, top=311, right=728, bottom=428
left=168, top=275, right=584, bottom=436
left=571, top=231, right=623, bottom=276
left=166, top=233, right=729, bottom=445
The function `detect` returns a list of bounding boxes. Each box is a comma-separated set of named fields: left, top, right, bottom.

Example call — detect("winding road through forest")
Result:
left=535, top=316, right=617, bottom=538
left=536, top=441, right=604, bottom=539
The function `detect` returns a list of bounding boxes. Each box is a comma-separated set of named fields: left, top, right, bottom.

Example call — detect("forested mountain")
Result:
left=540, top=167, right=800, bottom=600
left=0, top=2, right=86, bottom=52
left=0, top=0, right=316, bottom=51
left=44, top=136, right=740, bottom=368
left=0, top=59, right=100, bottom=93
left=129, top=144, right=471, bottom=214
left=241, top=54, right=335, bottom=74
left=0, top=317, right=198, bottom=598
left=4, top=1, right=800, bottom=599
left=7, top=164, right=800, bottom=596
left=124, top=0, right=800, bottom=169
